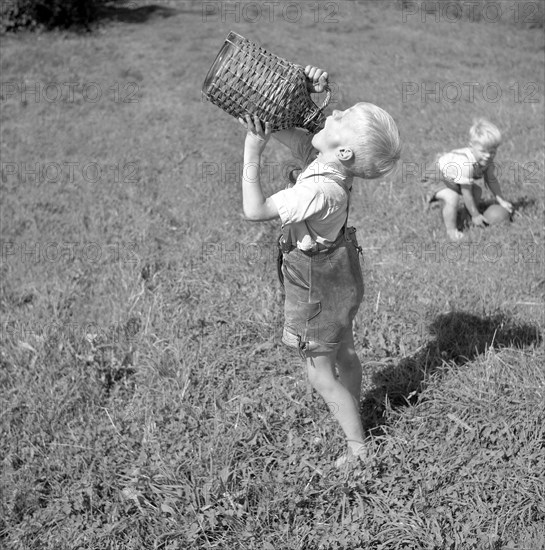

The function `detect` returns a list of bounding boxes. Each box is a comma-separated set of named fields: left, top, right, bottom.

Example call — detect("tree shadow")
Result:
left=96, top=2, right=192, bottom=25
left=360, top=310, right=542, bottom=435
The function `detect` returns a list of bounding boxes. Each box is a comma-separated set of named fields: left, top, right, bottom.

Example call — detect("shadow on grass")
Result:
left=507, top=197, right=537, bottom=211
left=96, top=3, right=186, bottom=24
left=360, top=310, right=542, bottom=434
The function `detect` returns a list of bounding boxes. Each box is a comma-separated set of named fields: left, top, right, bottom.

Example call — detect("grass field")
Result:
left=1, top=1, right=544, bottom=548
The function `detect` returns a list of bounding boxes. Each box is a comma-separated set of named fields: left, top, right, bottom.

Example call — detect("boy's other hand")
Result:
left=239, top=114, right=271, bottom=155
left=497, top=197, right=514, bottom=214
left=472, top=214, right=488, bottom=227
left=304, top=65, right=329, bottom=93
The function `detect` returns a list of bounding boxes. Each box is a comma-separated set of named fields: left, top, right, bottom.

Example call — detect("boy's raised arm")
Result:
left=239, top=115, right=280, bottom=221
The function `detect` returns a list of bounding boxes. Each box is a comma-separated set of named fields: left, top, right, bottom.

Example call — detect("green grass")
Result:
left=1, top=1, right=544, bottom=548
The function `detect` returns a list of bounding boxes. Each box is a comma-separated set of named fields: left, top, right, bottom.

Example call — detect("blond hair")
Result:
left=347, top=102, right=401, bottom=179
left=469, top=118, right=502, bottom=148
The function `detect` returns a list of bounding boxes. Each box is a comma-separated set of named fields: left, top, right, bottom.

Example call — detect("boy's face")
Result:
left=312, top=107, right=359, bottom=154
left=470, top=141, right=498, bottom=167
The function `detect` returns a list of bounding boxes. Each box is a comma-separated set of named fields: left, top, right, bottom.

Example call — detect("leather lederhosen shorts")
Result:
left=277, top=227, right=364, bottom=356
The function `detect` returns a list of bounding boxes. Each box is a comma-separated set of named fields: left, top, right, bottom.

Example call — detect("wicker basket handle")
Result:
left=302, top=84, right=331, bottom=133
left=313, top=85, right=331, bottom=109
left=293, top=63, right=331, bottom=132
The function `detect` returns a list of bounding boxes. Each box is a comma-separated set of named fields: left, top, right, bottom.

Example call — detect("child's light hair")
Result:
left=469, top=118, right=502, bottom=148
left=348, top=102, right=401, bottom=179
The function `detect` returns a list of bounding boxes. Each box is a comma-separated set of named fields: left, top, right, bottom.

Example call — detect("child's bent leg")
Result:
left=305, top=351, right=365, bottom=454
left=335, top=328, right=362, bottom=403
left=435, top=188, right=463, bottom=240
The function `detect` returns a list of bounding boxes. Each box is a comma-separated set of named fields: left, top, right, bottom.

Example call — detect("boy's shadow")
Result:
left=360, top=311, right=542, bottom=435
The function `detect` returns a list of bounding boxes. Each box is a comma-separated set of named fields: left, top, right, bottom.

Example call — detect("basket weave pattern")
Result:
left=202, top=32, right=328, bottom=133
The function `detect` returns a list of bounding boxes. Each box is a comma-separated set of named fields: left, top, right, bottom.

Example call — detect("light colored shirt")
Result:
left=438, top=147, right=498, bottom=188
left=270, top=131, right=352, bottom=251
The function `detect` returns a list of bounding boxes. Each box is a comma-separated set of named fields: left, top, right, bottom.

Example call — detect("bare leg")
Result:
left=306, top=350, right=365, bottom=456
left=336, top=328, right=362, bottom=403
left=436, top=188, right=463, bottom=240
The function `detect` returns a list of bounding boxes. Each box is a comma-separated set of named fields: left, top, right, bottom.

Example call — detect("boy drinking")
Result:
left=238, top=66, right=401, bottom=466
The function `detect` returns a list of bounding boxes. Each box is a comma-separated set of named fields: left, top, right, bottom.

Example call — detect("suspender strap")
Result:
left=342, top=186, right=351, bottom=239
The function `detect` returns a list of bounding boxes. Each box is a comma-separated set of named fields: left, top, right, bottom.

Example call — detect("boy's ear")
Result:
left=336, top=147, right=354, bottom=162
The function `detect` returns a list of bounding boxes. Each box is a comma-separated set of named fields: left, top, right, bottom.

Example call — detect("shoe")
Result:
left=418, top=178, right=438, bottom=212
left=447, top=229, right=464, bottom=241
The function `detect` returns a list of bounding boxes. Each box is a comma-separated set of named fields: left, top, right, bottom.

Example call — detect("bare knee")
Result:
left=335, top=330, right=359, bottom=363
left=337, top=344, right=358, bottom=364
left=436, top=188, right=460, bottom=207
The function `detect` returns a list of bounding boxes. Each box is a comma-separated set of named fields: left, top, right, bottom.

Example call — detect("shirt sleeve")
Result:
left=438, top=152, right=474, bottom=185
left=269, top=179, right=326, bottom=226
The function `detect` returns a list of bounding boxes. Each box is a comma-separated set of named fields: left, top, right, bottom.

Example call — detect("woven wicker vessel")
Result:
left=202, top=31, right=330, bottom=133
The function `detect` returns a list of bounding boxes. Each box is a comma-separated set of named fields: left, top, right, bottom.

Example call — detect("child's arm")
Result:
left=239, top=114, right=280, bottom=221
left=460, top=186, right=487, bottom=227
left=484, top=165, right=514, bottom=213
